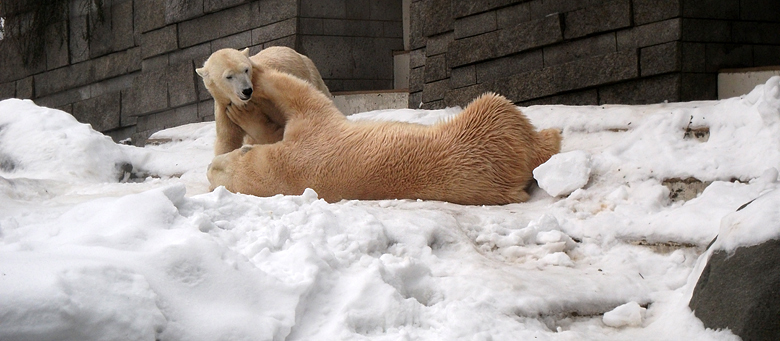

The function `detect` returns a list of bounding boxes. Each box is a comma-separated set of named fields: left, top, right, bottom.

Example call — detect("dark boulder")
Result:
left=689, top=197, right=780, bottom=341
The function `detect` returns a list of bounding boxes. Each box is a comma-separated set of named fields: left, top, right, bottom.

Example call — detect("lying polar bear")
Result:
left=207, top=49, right=562, bottom=205
left=196, top=47, right=331, bottom=155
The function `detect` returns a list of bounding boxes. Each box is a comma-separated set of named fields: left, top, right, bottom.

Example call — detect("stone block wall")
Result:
left=0, top=0, right=403, bottom=144
left=297, top=0, right=404, bottom=92
left=409, top=0, right=780, bottom=109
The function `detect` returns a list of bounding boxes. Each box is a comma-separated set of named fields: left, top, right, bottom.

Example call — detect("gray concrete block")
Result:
left=617, top=18, right=681, bottom=50
left=519, top=89, right=599, bottom=106
left=410, top=49, right=426, bottom=68
left=0, top=82, right=15, bottom=100
left=704, top=43, right=754, bottom=73
left=449, top=65, right=475, bottom=89
left=681, top=0, right=738, bottom=19
left=323, top=19, right=383, bottom=37
left=69, top=15, right=90, bottom=64
left=732, top=22, right=780, bottom=45
left=422, top=78, right=448, bottom=102
left=493, top=67, right=556, bottom=103
left=383, top=21, right=404, bottom=38
left=680, top=18, right=730, bottom=42
left=497, top=3, right=530, bottom=29
left=409, top=66, right=424, bottom=92
left=633, top=0, right=680, bottom=25
left=475, top=50, right=543, bottom=83
left=111, top=0, right=136, bottom=51
left=94, top=48, right=142, bottom=81
left=264, top=35, right=297, bottom=49
left=346, top=0, right=370, bottom=19
left=447, top=31, right=500, bottom=67
left=212, top=31, right=252, bottom=50
left=421, top=0, right=452, bottom=37
left=72, top=91, right=122, bottom=132
left=443, top=81, right=492, bottom=107
left=370, top=0, right=402, bottom=21
left=165, top=0, right=204, bottom=24
left=252, top=18, right=297, bottom=45
left=528, top=0, right=603, bottom=20
left=451, top=0, right=516, bottom=18
left=681, top=43, right=706, bottom=72
left=408, top=91, right=422, bottom=108
left=105, top=125, right=138, bottom=143
left=641, top=42, right=680, bottom=76
left=454, top=11, right=496, bottom=39
left=87, top=2, right=115, bottom=58
left=300, top=0, right=346, bottom=18
left=681, top=73, right=717, bottom=101
left=142, top=54, right=170, bottom=71
left=299, top=18, right=324, bottom=35
left=135, top=0, right=166, bottom=33
left=204, top=0, right=246, bottom=13
left=342, top=79, right=394, bottom=91
left=142, top=25, right=178, bottom=58
left=16, top=77, right=34, bottom=99
left=563, top=0, right=631, bottom=39
left=496, top=14, right=563, bottom=59
left=543, top=33, right=616, bottom=67
left=33, top=61, right=93, bottom=98
left=125, top=68, right=168, bottom=116
left=88, top=73, right=136, bottom=100
left=45, top=21, right=70, bottom=70
left=178, top=3, right=253, bottom=48
left=426, top=32, right=453, bottom=57
left=424, top=54, right=448, bottom=82
left=198, top=99, right=215, bottom=118
left=409, top=0, right=427, bottom=49
left=34, top=88, right=88, bottom=110
left=169, top=43, right=211, bottom=66
left=755, top=45, right=780, bottom=66
left=740, top=0, right=780, bottom=22
left=250, top=0, right=298, bottom=27
left=496, top=50, right=638, bottom=102
left=598, top=74, right=681, bottom=104
left=167, top=61, right=198, bottom=107
left=420, top=100, right=445, bottom=110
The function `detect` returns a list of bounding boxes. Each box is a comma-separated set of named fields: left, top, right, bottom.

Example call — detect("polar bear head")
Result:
left=196, top=48, right=255, bottom=104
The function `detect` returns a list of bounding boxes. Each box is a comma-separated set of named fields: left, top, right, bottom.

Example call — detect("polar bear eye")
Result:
left=226, top=75, right=233, bottom=80
left=244, top=68, right=249, bottom=73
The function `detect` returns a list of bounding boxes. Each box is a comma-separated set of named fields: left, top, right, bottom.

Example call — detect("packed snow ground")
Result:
left=2, top=77, right=780, bottom=340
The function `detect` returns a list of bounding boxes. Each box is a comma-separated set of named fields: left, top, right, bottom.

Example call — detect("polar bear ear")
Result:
left=240, top=48, right=250, bottom=56
left=195, top=67, right=208, bottom=78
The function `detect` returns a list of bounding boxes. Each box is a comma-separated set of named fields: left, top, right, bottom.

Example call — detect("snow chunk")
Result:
left=0, top=99, right=130, bottom=183
left=533, top=150, right=592, bottom=197
left=603, top=301, right=646, bottom=328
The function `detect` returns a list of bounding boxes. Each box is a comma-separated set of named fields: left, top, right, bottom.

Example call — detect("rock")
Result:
left=689, top=194, right=780, bottom=340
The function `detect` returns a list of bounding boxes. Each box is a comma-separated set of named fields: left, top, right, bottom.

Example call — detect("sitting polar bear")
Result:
left=196, top=47, right=332, bottom=155
left=207, top=51, right=562, bottom=205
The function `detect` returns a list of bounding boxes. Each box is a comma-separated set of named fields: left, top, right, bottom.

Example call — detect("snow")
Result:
left=602, top=301, right=646, bottom=328
left=3, top=76, right=780, bottom=340
left=534, top=150, right=592, bottom=197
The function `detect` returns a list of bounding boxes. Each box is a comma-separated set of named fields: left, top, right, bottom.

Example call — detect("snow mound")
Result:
left=533, top=150, right=592, bottom=197
left=603, top=301, right=646, bottom=328
left=0, top=99, right=130, bottom=184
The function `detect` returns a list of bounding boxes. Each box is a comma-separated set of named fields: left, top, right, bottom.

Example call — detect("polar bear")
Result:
left=207, top=64, right=562, bottom=205
left=196, top=47, right=332, bottom=155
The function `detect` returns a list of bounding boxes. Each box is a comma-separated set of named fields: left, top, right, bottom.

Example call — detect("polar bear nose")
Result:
left=241, top=88, right=253, bottom=98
